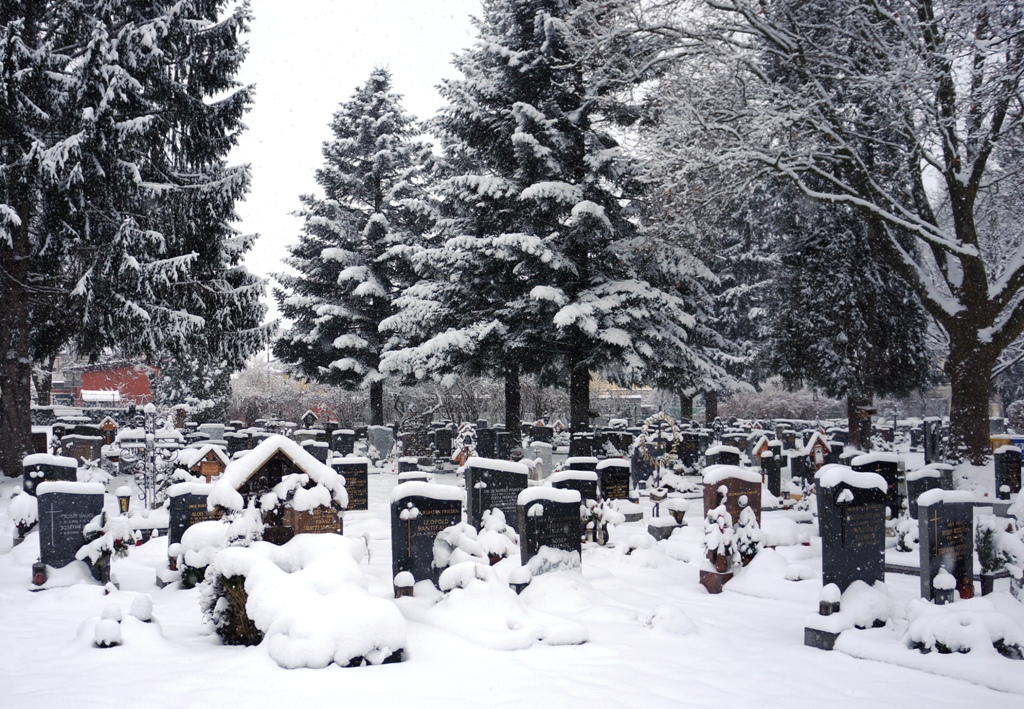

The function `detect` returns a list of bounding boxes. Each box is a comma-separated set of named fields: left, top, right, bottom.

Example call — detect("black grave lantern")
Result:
left=32, top=560, right=47, bottom=586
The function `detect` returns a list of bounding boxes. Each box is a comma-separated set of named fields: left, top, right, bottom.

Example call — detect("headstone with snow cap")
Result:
left=476, top=428, right=497, bottom=459
left=851, top=452, right=903, bottom=519
left=367, top=425, right=395, bottom=459
left=332, top=429, right=356, bottom=456
left=918, top=490, right=975, bottom=601
left=495, top=430, right=514, bottom=460
left=61, top=434, right=104, bottom=465
left=630, top=444, right=657, bottom=488
left=390, top=482, right=464, bottom=588
left=702, top=465, right=762, bottom=526
left=569, top=432, right=593, bottom=457
left=704, top=445, right=741, bottom=467
left=816, top=465, right=887, bottom=592
left=550, top=469, right=599, bottom=503
left=922, top=417, right=943, bottom=465
left=331, top=457, right=370, bottom=511
left=22, top=454, right=78, bottom=497
left=300, top=440, right=330, bottom=464
left=167, top=484, right=221, bottom=546
left=563, top=456, right=599, bottom=472
left=905, top=469, right=943, bottom=519
left=994, top=446, right=1022, bottom=499
left=518, top=487, right=582, bottom=571
left=531, top=425, right=554, bottom=444
left=760, top=451, right=781, bottom=498
left=464, top=458, right=529, bottom=530
left=597, top=459, right=631, bottom=500
left=37, top=482, right=105, bottom=569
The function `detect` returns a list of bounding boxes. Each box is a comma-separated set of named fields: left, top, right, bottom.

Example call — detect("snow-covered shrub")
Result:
left=702, top=503, right=738, bottom=572
left=896, top=516, right=918, bottom=552
left=734, top=503, right=764, bottom=565
left=200, top=535, right=405, bottom=667
left=904, top=598, right=1024, bottom=658
left=76, top=512, right=137, bottom=581
left=433, top=523, right=488, bottom=573
left=9, top=490, right=37, bottom=537
left=976, top=515, right=1009, bottom=573
left=477, top=509, right=519, bottom=563
left=1007, top=400, right=1024, bottom=433
left=179, top=504, right=263, bottom=589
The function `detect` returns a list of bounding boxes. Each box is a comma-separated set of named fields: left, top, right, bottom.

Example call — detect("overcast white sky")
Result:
left=231, top=0, right=482, bottom=319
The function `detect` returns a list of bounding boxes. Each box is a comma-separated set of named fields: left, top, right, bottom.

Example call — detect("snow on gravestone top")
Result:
left=816, top=465, right=887, bottom=492
left=705, top=445, right=742, bottom=457
left=596, top=459, right=629, bottom=470
left=916, top=488, right=975, bottom=507
left=208, top=435, right=347, bottom=512
left=563, top=456, right=599, bottom=471
left=996, top=444, right=1021, bottom=454
left=905, top=468, right=942, bottom=482
left=548, top=470, right=598, bottom=483
left=850, top=452, right=902, bottom=467
left=23, top=454, right=78, bottom=469
left=517, top=487, right=581, bottom=506
left=464, top=458, right=529, bottom=477
left=390, top=481, right=465, bottom=504
left=36, top=481, right=104, bottom=496
left=702, top=464, right=762, bottom=486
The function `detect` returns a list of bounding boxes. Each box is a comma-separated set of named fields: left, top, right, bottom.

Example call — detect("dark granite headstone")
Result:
left=390, top=483, right=464, bottom=585
left=597, top=461, right=631, bottom=500
left=432, top=428, right=454, bottom=459
left=495, top=431, right=513, bottom=460
left=518, top=488, right=582, bottom=568
left=905, top=469, right=942, bottom=519
left=464, top=459, right=529, bottom=530
left=476, top=428, right=497, bottom=459
left=332, top=429, right=356, bottom=456
left=817, top=469, right=887, bottom=592
left=783, top=431, right=798, bottom=450
left=918, top=493, right=974, bottom=600
left=852, top=454, right=902, bottom=519
left=167, top=487, right=221, bottom=546
left=401, top=429, right=432, bottom=457
left=551, top=470, right=599, bottom=502
left=679, top=432, right=700, bottom=467
left=301, top=440, right=330, bottom=463
left=760, top=452, right=781, bottom=498
left=994, top=446, right=1022, bottom=499
left=569, top=432, right=593, bottom=457
left=61, top=435, right=104, bottom=465
left=37, top=483, right=105, bottom=569
left=705, top=445, right=741, bottom=467
left=22, top=455, right=78, bottom=497
left=332, top=458, right=370, bottom=511
left=531, top=425, right=554, bottom=444
left=630, top=444, right=656, bottom=488
left=909, top=426, right=923, bottom=452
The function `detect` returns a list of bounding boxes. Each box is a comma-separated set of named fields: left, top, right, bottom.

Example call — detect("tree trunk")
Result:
left=946, top=333, right=997, bottom=464
left=847, top=387, right=873, bottom=452
left=0, top=209, right=33, bottom=477
left=704, top=389, right=718, bottom=425
left=369, top=379, right=384, bottom=426
left=678, top=390, right=693, bottom=420
left=568, top=352, right=590, bottom=434
left=32, top=357, right=54, bottom=406
left=504, top=362, right=521, bottom=441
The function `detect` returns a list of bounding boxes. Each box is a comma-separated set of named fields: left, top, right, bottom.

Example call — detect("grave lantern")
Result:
left=32, top=561, right=47, bottom=586
left=116, top=486, right=132, bottom=515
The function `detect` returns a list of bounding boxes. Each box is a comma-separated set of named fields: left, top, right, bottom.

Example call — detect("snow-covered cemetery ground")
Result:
left=2, top=422, right=1023, bottom=709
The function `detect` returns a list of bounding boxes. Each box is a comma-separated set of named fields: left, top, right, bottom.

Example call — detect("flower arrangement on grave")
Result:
left=702, top=497, right=739, bottom=574
left=734, top=498, right=765, bottom=565
left=633, top=413, right=682, bottom=488
left=581, top=500, right=625, bottom=546
left=895, top=499, right=918, bottom=552
left=76, top=511, right=138, bottom=583
left=477, top=509, right=519, bottom=563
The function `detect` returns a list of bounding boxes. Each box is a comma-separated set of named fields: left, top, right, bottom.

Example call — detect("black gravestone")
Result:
left=518, top=489, right=582, bottom=568
left=37, top=484, right=105, bottom=568
left=817, top=473, right=887, bottom=592
left=224, top=432, right=249, bottom=456
left=332, top=429, right=356, bottom=456
left=464, top=460, right=528, bottom=530
left=22, top=455, right=78, bottom=497
left=994, top=447, right=1022, bottom=499
left=852, top=455, right=902, bottom=518
left=476, top=428, right=497, bottom=458
left=679, top=432, right=700, bottom=467
left=333, top=459, right=369, bottom=511
left=905, top=469, right=943, bottom=519
left=597, top=462, right=631, bottom=500
left=167, top=489, right=221, bottom=546
left=563, top=457, right=599, bottom=472
left=706, top=445, right=741, bottom=467
left=918, top=495, right=974, bottom=600
left=760, top=452, right=781, bottom=497
left=432, top=428, right=454, bottom=459
left=569, top=432, right=593, bottom=457
left=630, top=444, right=657, bottom=488
left=390, top=485, right=464, bottom=585
left=788, top=452, right=807, bottom=485
left=551, top=470, right=599, bottom=502
left=495, top=431, right=513, bottom=460
left=531, top=425, right=554, bottom=444
left=301, top=440, right=330, bottom=463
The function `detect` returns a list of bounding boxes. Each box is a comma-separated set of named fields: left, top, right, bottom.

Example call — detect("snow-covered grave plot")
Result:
left=0, top=452, right=1023, bottom=707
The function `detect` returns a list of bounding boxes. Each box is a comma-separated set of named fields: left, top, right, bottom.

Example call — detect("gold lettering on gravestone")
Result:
left=289, top=506, right=341, bottom=535
left=937, top=519, right=971, bottom=556
left=843, top=505, right=883, bottom=548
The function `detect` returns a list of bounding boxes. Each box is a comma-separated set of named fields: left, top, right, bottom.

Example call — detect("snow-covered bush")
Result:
left=9, top=490, right=37, bottom=538
left=76, top=512, right=137, bottom=581
left=702, top=502, right=738, bottom=572
left=178, top=504, right=263, bottom=589
left=904, top=598, right=1024, bottom=658
left=477, top=509, right=519, bottom=563
left=432, top=522, right=488, bottom=572
left=896, top=516, right=918, bottom=553
left=1007, top=400, right=1024, bottom=433
left=734, top=503, right=764, bottom=565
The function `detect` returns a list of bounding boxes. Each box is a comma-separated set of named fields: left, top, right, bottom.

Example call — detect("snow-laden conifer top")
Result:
left=702, top=464, right=761, bottom=485
left=465, top=458, right=529, bottom=476
left=36, top=481, right=104, bottom=496
left=390, top=481, right=465, bottom=504
left=22, top=454, right=78, bottom=469
left=917, top=489, right=976, bottom=507
left=549, top=470, right=598, bottom=483
left=705, top=445, right=741, bottom=456
left=850, top=452, right=902, bottom=466
left=518, top=487, right=581, bottom=506
left=816, top=464, right=886, bottom=492
left=596, top=459, right=629, bottom=470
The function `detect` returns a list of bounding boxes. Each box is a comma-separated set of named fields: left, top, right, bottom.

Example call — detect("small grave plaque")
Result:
left=518, top=488, right=582, bottom=569
left=597, top=459, right=631, bottom=500
left=817, top=466, right=887, bottom=592
left=464, top=458, right=529, bottom=530
left=37, top=482, right=105, bottom=569
left=918, top=491, right=975, bottom=600
left=332, top=458, right=370, bottom=511
left=390, top=482, right=464, bottom=585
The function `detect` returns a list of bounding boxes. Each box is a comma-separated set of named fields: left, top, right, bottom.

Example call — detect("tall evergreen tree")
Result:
left=274, top=68, right=435, bottom=426
left=0, top=1, right=267, bottom=475
left=382, top=0, right=712, bottom=438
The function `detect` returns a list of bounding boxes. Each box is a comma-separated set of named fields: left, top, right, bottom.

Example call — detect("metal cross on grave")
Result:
left=928, top=506, right=943, bottom=549
left=46, top=504, right=61, bottom=548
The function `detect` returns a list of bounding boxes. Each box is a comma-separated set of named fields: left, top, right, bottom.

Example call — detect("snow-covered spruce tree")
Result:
left=0, top=1, right=268, bottom=475
left=618, top=0, right=1024, bottom=462
left=275, top=68, right=435, bottom=426
left=382, top=0, right=711, bottom=436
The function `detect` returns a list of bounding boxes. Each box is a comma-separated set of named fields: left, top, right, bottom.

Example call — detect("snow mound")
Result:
left=904, top=598, right=1024, bottom=659
left=203, top=534, right=404, bottom=669
left=645, top=605, right=698, bottom=636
